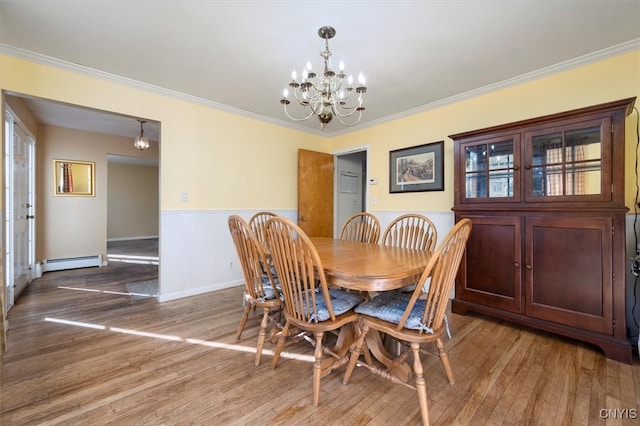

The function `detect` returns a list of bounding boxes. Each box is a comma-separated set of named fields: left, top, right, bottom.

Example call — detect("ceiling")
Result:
left=1, top=1, right=639, bottom=138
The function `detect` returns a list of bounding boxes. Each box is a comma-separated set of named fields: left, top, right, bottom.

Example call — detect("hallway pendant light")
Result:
left=134, top=120, right=150, bottom=150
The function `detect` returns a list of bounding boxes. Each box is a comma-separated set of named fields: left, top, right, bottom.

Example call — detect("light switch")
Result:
left=180, top=191, right=188, bottom=202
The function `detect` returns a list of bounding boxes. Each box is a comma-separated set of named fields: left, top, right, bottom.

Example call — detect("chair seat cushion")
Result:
left=355, top=291, right=429, bottom=332
left=258, top=275, right=281, bottom=301
left=305, top=289, right=364, bottom=322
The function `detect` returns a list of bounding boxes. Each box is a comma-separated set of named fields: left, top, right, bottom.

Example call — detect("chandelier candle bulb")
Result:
left=279, top=26, right=367, bottom=130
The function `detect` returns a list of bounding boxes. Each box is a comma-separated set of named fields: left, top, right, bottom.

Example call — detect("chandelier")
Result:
left=134, top=119, right=150, bottom=150
left=280, top=26, right=367, bottom=130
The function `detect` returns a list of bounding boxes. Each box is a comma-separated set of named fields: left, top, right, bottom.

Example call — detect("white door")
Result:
left=335, top=150, right=367, bottom=236
left=4, top=108, right=35, bottom=308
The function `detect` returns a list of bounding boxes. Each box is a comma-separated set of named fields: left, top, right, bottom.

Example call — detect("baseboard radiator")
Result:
left=42, top=255, right=103, bottom=272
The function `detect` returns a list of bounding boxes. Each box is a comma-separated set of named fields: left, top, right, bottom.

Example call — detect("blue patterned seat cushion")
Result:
left=355, top=291, right=431, bottom=332
left=259, top=275, right=281, bottom=301
left=299, top=289, right=364, bottom=322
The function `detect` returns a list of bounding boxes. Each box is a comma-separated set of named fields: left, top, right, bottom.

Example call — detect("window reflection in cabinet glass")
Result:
left=465, top=145, right=487, bottom=172
left=465, top=172, right=487, bottom=198
left=465, top=140, right=514, bottom=198
left=489, top=170, right=514, bottom=197
left=532, top=126, right=601, bottom=197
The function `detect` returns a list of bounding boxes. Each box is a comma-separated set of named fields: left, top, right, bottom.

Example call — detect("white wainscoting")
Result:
left=158, top=209, right=296, bottom=302
left=157, top=209, right=454, bottom=302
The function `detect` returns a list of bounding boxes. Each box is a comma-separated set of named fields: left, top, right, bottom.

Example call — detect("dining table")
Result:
left=308, top=237, right=432, bottom=381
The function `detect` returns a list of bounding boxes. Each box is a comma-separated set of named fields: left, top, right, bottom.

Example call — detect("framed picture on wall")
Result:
left=389, top=141, right=444, bottom=193
left=53, top=159, right=95, bottom=196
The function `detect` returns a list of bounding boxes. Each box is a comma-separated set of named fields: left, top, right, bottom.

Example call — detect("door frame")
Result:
left=4, top=105, right=36, bottom=310
left=332, top=145, right=370, bottom=237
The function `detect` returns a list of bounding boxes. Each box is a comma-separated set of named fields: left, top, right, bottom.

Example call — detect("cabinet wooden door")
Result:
left=456, top=214, right=522, bottom=313
left=525, top=216, right=613, bottom=334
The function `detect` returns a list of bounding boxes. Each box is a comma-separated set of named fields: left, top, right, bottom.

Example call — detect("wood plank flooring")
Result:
left=1, top=261, right=639, bottom=425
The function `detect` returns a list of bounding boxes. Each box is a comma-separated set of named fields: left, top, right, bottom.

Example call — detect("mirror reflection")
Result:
left=53, top=160, right=95, bottom=196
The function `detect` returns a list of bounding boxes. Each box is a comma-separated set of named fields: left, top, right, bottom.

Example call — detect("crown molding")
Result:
left=332, top=38, right=640, bottom=137
left=0, top=43, right=326, bottom=136
left=2, top=39, right=638, bottom=139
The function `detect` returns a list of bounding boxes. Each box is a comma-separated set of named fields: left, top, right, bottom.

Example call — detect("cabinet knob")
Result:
left=526, top=264, right=532, bottom=270
left=514, top=262, right=520, bottom=268
left=524, top=164, right=531, bottom=170
left=513, top=165, right=520, bottom=171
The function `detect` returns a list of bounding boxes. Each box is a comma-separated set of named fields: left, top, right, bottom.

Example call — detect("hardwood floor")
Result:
left=1, top=262, right=639, bottom=425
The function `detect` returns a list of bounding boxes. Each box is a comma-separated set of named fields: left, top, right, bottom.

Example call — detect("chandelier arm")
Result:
left=282, top=104, right=315, bottom=122
left=293, top=92, right=325, bottom=117
left=333, top=110, right=363, bottom=127
left=332, top=106, right=362, bottom=118
left=291, top=88, right=320, bottom=108
left=308, top=76, right=344, bottom=95
left=330, top=97, right=364, bottom=114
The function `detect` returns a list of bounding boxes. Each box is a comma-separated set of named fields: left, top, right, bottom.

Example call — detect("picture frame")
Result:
left=53, top=159, right=95, bottom=196
left=389, top=141, right=444, bottom=193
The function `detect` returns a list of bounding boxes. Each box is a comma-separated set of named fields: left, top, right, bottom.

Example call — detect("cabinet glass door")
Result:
left=463, top=136, right=519, bottom=201
left=526, top=118, right=610, bottom=202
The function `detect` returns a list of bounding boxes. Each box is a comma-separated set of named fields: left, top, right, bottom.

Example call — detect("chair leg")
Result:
left=312, top=332, right=324, bottom=407
left=435, top=337, right=454, bottom=385
left=343, top=321, right=369, bottom=385
left=236, top=303, right=252, bottom=341
left=271, top=321, right=290, bottom=369
left=411, top=342, right=430, bottom=426
left=255, top=307, right=271, bottom=366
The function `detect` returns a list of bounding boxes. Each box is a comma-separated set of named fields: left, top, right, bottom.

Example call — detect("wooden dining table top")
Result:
left=309, top=237, right=431, bottom=292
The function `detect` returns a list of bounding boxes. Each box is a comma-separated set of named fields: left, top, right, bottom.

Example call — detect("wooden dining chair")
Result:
left=228, top=215, right=283, bottom=366
left=343, top=218, right=472, bottom=426
left=382, top=213, right=437, bottom=251
left=339, top=212, right=381, bottom=244
left=265, top=217, right=363, bottom=407
left=248, top=211, right=277, bottom=244
left=382, top=213, right=437, bottom=293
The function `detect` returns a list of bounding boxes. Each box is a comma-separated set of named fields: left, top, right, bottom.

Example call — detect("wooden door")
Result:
left=298, top=149, right=333, bottom=237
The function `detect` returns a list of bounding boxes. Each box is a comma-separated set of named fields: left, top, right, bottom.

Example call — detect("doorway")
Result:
left=4, top=106, right=36, bottom=309
left=2, top=94, right=161, bottom=310
left=335, top=149, right=368, bottom=236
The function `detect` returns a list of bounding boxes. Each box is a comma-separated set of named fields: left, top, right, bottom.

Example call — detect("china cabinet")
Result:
left=450, top=98, right=636, bottom=364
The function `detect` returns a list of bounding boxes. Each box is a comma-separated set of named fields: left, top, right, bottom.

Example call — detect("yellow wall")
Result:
left=1, top=54, right=325, bottom=213
left=1, top=49, right=639, bottom=299
left=3, top=51, right=638, bottom=216
left=330, top=50, right=640, bottom=212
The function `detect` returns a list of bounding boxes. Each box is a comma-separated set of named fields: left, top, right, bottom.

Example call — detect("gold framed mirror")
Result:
left=53, top=159, right=95, bottom=196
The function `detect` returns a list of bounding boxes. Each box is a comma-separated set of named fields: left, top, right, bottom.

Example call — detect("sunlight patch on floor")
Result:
left=57, top=285, right=152, bottom=298
left=107, top=254, right=159, bottom=265
left=43, top=317, right=315, bottom=362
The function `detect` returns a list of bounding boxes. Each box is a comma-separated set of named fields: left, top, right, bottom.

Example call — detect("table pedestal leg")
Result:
left=363, top=329, right=412, bottom=383
left=320, top=323, right=355, bottom=378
